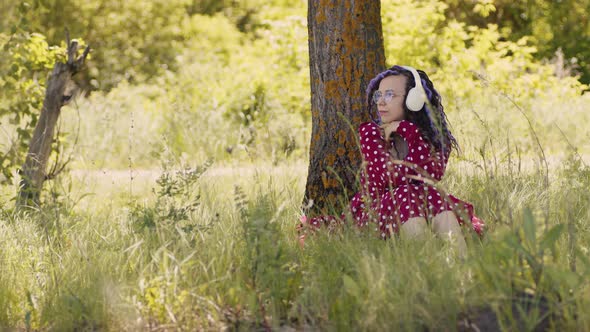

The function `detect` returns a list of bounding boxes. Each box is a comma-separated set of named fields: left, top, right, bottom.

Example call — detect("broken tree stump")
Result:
left=16, top=31, right=90, bottom=209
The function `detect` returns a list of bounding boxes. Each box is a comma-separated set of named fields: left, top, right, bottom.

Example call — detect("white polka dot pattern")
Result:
left=303, top=121, right=484, bottom=238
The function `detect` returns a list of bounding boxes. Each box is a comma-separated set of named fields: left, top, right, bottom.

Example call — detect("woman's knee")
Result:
left=401, top=217, right=428, bottom=238
left=432, top=210, right=467, bottom=257
left=432, top=211, right=461, bottom=235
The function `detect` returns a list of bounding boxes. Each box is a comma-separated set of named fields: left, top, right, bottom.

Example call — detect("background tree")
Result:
left=1, top=0, right=278, bottom=92
left=444, top=0, right=590, bottom=84
left=17, top=32, right=89, bottom=208
left=0, top=28, right=81, bottom=185
left=304, top=1, right=385, bottom=215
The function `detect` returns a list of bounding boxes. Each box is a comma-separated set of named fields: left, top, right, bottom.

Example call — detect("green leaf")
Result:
left=503, top=232, right=525, bottom=252
left=9, top=63, right=20, bottom=76
left=574, top=248, right=590, bottom=272
left=18, top=1, right=30, bottom=14
left=544, top=266, right=580, bottom=291
left=539, top=224, right=565, bottom=253
left=342, top=274, right=360, bottom=298
left=523, top=207, right=536, bottom=247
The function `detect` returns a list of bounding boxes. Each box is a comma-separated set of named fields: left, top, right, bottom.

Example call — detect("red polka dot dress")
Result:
left=306, top=120, right=484, bottom=238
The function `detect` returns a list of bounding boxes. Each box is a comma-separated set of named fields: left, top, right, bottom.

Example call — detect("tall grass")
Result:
left=1, top=138, right=589, bottom=330
left=1, top=61, right=589, bottom=331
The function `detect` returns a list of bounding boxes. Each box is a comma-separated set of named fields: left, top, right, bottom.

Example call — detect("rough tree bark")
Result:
left=17, top=32, right=90, bottom=208
left=304, top=1, right=385, bottom=215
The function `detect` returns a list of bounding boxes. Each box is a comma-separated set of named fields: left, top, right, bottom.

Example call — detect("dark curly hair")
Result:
left=366, top=65, right=459, bottom=154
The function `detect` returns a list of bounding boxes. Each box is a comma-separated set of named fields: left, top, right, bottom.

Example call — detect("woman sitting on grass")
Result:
left=299, top=66, right=484, bottom=254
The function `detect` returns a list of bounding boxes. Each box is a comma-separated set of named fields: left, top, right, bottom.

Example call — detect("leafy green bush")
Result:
left=382, top=0, right=587, bottom=106
left=130, top=154, right=212, bottom=232
left=0, top=31, right=74, bottom=184
left=444, top=0, right=590, bottom=84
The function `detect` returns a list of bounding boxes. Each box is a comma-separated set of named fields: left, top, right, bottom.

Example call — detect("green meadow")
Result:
left=1, top=0, right=589, bottom=330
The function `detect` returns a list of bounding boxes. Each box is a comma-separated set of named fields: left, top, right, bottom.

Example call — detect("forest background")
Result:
left=1, top=0, right=590, bottom=330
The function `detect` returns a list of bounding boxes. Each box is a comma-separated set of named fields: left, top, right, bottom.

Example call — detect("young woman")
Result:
left=300, top=66, right=484, bottom=253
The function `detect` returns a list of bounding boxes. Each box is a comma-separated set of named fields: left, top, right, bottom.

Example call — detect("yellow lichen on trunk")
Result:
left=304, top=0, right=385, bottom=214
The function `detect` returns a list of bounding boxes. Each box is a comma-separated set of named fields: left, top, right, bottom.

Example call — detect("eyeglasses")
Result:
left=372, top=90, right=404, bottom=104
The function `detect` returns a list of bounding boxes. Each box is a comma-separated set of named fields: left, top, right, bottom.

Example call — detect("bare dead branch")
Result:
left=16, top=29, right=90, bottom=209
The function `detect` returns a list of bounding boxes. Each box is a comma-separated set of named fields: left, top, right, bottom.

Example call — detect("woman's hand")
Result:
left=297, top=216, right=308, bottom=248
left=380, top=121, right=402, bottom=142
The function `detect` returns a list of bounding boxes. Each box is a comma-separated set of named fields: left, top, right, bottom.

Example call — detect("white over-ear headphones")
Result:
left=400, top=65, right=426, bottom=112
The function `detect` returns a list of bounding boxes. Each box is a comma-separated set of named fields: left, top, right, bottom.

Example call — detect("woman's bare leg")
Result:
left=432, top=211, right=467, bottom=257
left=400, top=217, right=428, bottom=239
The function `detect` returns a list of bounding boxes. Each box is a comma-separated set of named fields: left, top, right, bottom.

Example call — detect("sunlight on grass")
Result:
left=1, top=83, right=589, bottom=329
left=1, top=151, right=589, bottom=330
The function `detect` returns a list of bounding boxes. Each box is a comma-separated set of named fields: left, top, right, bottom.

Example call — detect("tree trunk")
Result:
left=17, top=33, right=89, bottom=209
left=304, top=1, right=385, bottom=215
